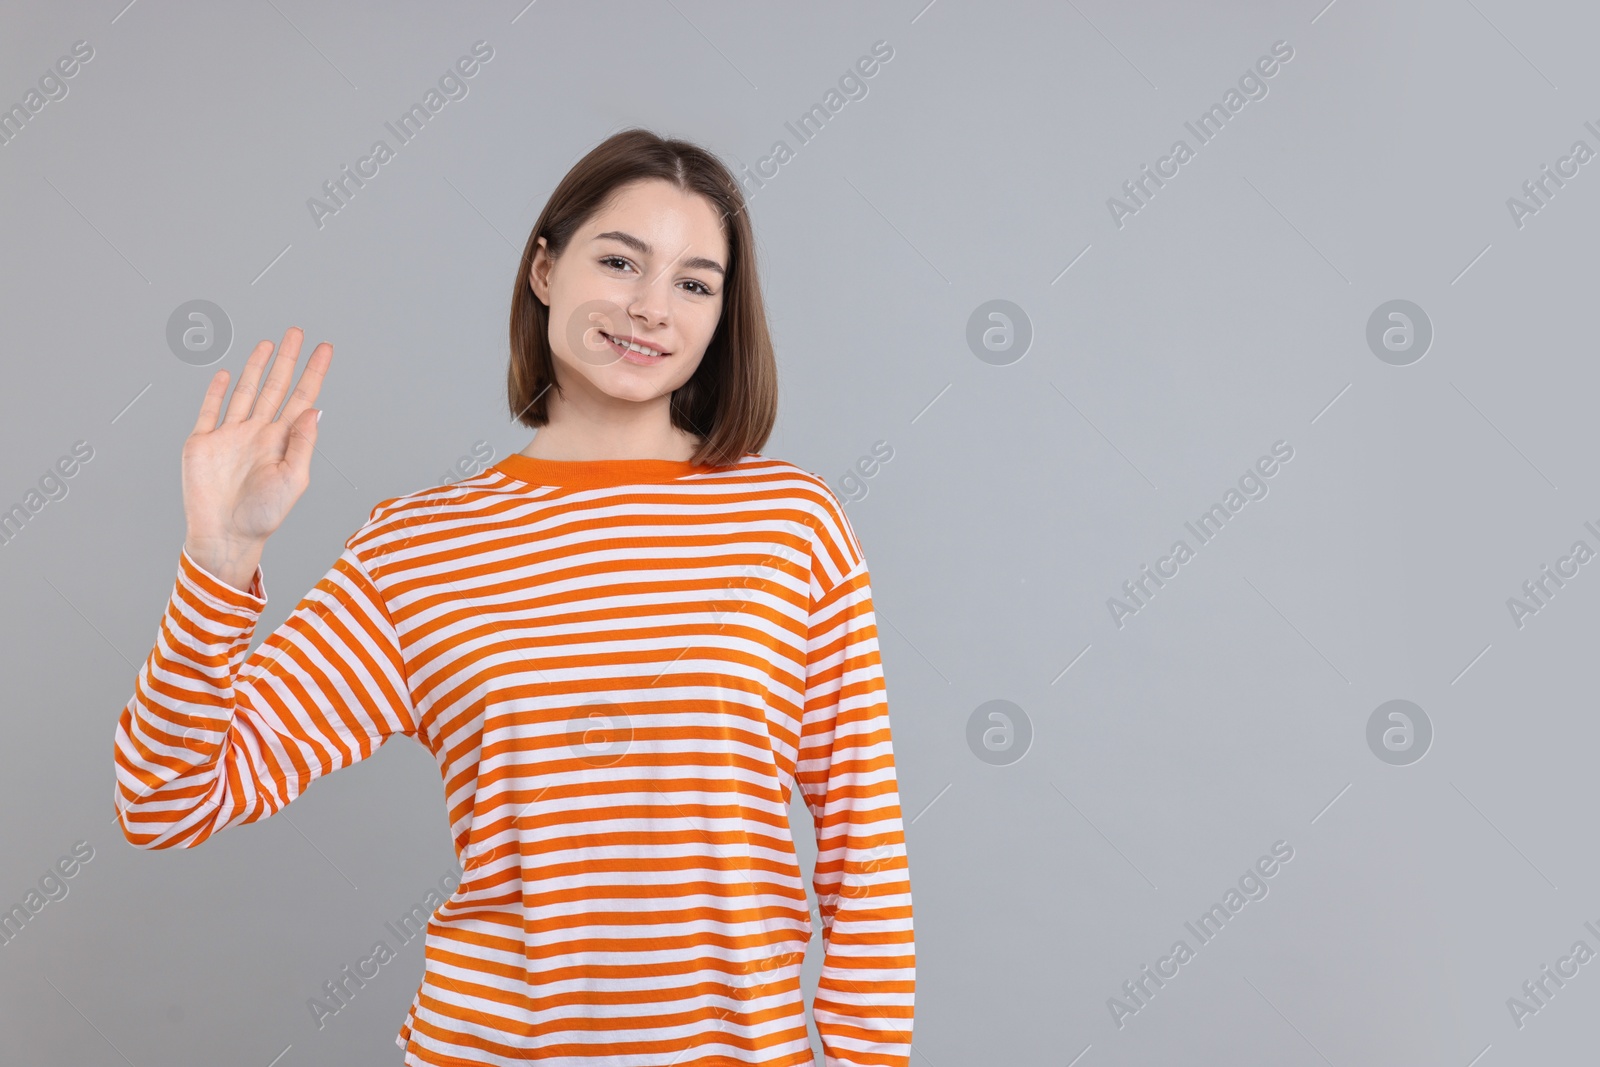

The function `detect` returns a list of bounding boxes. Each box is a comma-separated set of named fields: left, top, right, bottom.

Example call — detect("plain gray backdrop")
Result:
left=3, top=1, right=1598, bottom=1064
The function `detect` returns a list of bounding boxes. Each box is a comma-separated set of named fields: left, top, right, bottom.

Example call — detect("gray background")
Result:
left=1, top=0, right=1595, bottom=1064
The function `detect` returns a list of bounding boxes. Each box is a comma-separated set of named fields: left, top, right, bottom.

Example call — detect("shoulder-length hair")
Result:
left=507, top=127, right=777, bottom=467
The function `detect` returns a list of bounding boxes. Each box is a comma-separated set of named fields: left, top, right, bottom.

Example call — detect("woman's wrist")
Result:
left=183, top=533, right=266, bottom=593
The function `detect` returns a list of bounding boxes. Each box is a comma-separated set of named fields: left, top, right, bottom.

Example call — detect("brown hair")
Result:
left=507, top=128, right=777, bottom=467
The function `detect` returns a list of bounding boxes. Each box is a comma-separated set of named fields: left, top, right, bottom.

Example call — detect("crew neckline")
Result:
left=491, top=451, right=732, bottom=488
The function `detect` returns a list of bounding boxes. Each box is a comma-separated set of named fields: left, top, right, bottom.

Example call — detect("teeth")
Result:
left=606, top=332, right=664, bottom=357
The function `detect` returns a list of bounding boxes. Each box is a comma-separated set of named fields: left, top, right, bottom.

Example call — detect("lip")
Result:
left=599, top=330, right=670, bottom=358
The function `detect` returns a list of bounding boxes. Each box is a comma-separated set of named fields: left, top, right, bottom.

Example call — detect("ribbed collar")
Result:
left=491, top=451, right=730, bottom=488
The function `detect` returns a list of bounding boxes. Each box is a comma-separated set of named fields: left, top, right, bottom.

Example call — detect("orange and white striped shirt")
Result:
left=113, top=451, right=915, bottom=1066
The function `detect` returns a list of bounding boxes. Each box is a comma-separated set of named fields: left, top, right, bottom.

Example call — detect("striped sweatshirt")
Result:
left=112, top=451, right=915, bottom=1066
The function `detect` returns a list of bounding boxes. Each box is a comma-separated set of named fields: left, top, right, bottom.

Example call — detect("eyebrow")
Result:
left=592, top=230, right=725, bottom=277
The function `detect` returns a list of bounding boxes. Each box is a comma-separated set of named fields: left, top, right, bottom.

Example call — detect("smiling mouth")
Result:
left=599, top=331, right=670, bottom=359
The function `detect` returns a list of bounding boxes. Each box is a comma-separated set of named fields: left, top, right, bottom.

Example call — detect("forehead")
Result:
left=584, top=179, right=729, bottom=262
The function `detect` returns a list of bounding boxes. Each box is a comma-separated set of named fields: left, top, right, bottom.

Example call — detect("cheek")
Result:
left=552, top=298, right=636, bottom=366
left=684, top=299, right=723, bottom=348
left=664, top=351, right=707, bottom=388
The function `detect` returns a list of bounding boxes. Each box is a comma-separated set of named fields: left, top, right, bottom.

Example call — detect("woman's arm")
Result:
left=110, top=326, right=420, bottom=848
left=797, top=553, right=917, bottom=1066
left=113, top=539, right=417, bottom=848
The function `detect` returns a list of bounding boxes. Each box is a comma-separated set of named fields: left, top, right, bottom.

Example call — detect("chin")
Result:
left=595, top=373, right=685, bottom=403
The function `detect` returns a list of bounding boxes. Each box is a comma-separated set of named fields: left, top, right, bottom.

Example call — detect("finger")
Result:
left=253, top=326, right=306, bottom=421
left=283, top=406, right=320, bottom=477
left=276, top=341, right=333, bottom=427
left=221, top=339, right=277, bottom=424
left=190, top=369, right=231, bottom=435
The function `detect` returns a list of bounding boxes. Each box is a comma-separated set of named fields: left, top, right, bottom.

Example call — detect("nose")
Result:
left=625, top=256, right=679, bottom=330
left=626, top=288, right=667, bottom=331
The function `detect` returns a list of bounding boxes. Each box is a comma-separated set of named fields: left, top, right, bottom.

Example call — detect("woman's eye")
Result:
left=602, top=255, right=713, bottom=296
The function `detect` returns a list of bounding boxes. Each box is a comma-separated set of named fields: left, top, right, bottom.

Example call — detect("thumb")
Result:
left=284, top=407, right=320, bottom=478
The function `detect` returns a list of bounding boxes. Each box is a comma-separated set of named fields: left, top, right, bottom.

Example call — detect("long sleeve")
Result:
left=113, top=541, right=417, bottom=850
left=796, top=551, right=916, bottom=1066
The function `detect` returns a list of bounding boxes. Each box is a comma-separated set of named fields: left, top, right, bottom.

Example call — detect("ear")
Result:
left=528, top=236, right=551, bottom=306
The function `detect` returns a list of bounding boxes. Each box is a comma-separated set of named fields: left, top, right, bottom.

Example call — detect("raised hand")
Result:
left=181, top=326, right=332, bottom=590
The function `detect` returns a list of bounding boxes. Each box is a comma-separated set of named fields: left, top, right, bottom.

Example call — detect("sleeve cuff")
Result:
left=178, top=545, right=267, bottom=613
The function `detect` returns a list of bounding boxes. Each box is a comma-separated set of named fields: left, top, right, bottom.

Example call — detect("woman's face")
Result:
left=530, top=178, right=728, bottom=413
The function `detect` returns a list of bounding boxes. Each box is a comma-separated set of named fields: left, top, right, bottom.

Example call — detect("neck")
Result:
left=522, top=393, right=700, bottom=463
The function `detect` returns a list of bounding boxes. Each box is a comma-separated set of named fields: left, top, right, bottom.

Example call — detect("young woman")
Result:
left=112, top=128, right=915, bottom=1066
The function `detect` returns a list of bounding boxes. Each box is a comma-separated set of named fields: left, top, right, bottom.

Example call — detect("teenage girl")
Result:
left=113, top=128, right=914, bottom=1066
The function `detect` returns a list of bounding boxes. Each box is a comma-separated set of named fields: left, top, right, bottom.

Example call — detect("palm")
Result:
left=183, top=327, right=332, bottom=547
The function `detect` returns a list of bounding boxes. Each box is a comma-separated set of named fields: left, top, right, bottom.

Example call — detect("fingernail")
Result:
left=316, top=410, right=323, bottom=423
